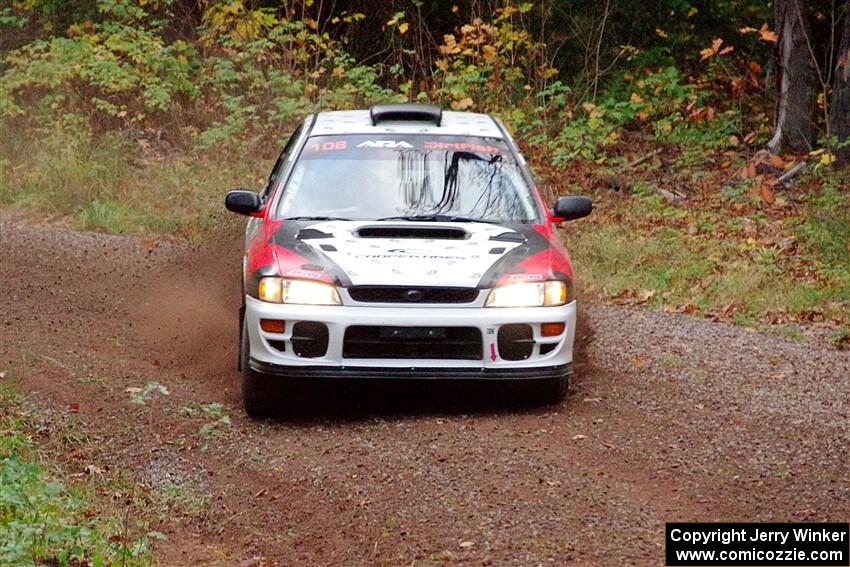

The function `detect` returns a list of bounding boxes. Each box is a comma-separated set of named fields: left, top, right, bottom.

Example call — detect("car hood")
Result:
left=251, top=219, right=572, bottom=290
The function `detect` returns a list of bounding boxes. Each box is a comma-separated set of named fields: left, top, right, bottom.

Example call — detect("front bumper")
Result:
left=244, top=296, right=577, bottom=373
left=248, top=360, right=572, bottom=381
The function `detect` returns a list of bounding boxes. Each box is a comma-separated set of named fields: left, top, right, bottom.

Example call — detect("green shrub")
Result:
left=0, top=398, right=152, bottom=566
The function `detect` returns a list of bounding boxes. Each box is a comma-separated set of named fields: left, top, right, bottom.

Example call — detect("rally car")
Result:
left=225, top=104, right=592, bottom=417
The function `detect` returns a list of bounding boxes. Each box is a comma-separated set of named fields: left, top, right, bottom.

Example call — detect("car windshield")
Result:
left=274, top=135, right=540, bottom=223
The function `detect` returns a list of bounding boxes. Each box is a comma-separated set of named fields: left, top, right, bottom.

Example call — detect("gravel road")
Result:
left=1, top=214, right=848, bottom=566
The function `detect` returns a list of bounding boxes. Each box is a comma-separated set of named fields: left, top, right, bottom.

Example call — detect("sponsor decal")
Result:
left=301, top=136, right=511, bottom=158
left=356, top=253, right=465, bottom=260
left=356, top=140, right=414, bottom=148
left=285, top=269, right=325, bottom=280
left=423, top=141, right=502, bottom=153
left=305, top=140, right=348, bottom=152
left=509, top=273, right=544, bottom=281
left=356, top=248, right=466, bottom=260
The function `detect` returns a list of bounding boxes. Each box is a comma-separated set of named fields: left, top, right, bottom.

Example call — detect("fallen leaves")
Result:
left=759, top=184, right=776, bottom=205
left=610, top=288, right=656, bottom=305
left=832, top=332, right=850, bottom=351
left=84, top=463, right=107, bottom=476
left=737, top=150, right=802, bottom=207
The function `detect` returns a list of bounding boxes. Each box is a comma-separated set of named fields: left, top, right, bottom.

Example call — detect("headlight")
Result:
left=258, top=277, right=341, bottom=305
left=485, top=281, right=569, bottom=307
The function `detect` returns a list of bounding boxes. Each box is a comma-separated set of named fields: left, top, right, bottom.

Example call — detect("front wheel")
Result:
left=535, top=374, right=569, bottom=405
left=241, top=321, right=280, bottom=419
left=504, top=374, right=569, bottom=407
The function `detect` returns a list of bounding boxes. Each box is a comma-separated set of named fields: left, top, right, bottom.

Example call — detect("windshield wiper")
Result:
left=283, top=216, right=351, bottom=221
left=376, top=214, right=501, bottom=224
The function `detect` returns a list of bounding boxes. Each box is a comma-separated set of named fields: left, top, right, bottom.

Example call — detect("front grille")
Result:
left=343, top=326, right=482, bottom=360
left=348, top=286, right=479, bottom=304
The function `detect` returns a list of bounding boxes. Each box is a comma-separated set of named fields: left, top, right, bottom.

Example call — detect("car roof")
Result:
left=310, top=109, right=504, bottom=138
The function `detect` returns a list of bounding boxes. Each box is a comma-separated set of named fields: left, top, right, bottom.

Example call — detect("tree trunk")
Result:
left=768, top=0, right=818, bottom=154
left=830, top=1, right=850, bottom=166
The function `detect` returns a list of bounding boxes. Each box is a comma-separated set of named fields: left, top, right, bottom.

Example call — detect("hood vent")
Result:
left=355, top=226, right=469, bottom=240
left=489, top=231, right=525, bottom=243
left=297, top=228, right=333, bottom=240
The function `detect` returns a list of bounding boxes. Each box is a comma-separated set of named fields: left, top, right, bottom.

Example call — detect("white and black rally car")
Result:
left=225, top=104, right=592, bottom=417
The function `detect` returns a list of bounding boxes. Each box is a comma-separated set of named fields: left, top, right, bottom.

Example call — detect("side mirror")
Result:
left=552, top=195, right=593, bottom=222
left=225, top=190, right=262, bottom=216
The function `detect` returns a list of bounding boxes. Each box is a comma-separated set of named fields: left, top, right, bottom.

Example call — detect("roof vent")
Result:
left=370, top=103, right=442, bottom=126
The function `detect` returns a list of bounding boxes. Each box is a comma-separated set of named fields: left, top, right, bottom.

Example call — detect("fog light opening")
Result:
left=260, top=319, right=286, bottom=333
left=541, top=322, right=565, bottom=337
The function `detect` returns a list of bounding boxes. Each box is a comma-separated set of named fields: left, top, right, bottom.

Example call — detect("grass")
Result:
left=566, top=169, right=850, bottom=329
left=0, top=385, right=154, bottom=566
left=0, top=118, right=263, bottom=237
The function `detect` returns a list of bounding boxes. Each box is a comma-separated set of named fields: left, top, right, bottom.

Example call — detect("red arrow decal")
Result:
left=489, top=343, right=498, bottom=362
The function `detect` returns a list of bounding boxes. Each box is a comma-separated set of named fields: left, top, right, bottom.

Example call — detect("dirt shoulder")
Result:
left=1, top=214, right=848, bottom=566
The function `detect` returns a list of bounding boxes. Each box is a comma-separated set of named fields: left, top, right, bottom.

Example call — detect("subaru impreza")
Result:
left=225, top=104, right=592, bottom=417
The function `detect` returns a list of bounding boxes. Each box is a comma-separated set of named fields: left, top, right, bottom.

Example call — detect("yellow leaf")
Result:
left=452, top=97, right=474, bottom=110
left=655, top=28, right=668, bottom=38
left=398, top=22, right=409, bottom=34
left=759, top=23, right=777, bottom=43
left=630, top=93, right=644, bottom=104
left=759, top=29, right=777, bottom=42
left=816, top=153, right=836, bottom=169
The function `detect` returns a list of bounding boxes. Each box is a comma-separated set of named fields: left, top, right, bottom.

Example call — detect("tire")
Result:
left=240, top=321, right=280, bottom=419
left=506, top=374, right=569, bottom=407
left=535, top=374, right=569, bottom=405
